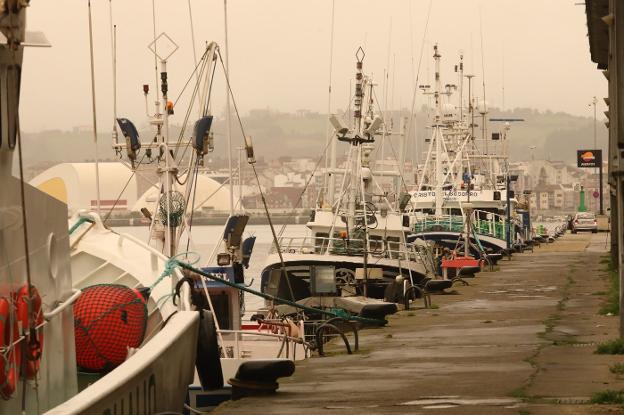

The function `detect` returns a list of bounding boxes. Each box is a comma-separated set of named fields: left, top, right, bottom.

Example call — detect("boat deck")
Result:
left=216, top=232, right=624, bottom=414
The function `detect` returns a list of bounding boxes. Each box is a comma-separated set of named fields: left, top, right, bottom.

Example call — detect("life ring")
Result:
left=0, top=297, right=20, bottom=400
left=15, top=284, right=43, bottom=379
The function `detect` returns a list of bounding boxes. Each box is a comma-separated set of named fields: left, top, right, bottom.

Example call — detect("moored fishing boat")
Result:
left=260, top=49, right=440, bottom=317
left=0, top=4, right=199, bottom=414
left=407, top=45, right=518, bottom=262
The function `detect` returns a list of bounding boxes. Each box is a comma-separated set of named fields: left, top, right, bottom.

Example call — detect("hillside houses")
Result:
left=510, top=159, right=608, bottom=213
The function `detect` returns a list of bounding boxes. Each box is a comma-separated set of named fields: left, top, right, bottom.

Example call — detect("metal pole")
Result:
left=593, top=96, right=599, bottom=214
left=506, top=174, right=511, bottom=252
left=238, top=146, right=244, bottom=209
left=88, top=0, right=101, bottom=215
left=599, top=157, right=604, bottom=215
left=324, top=0, right=336, bottom=207
left=593, top=96, right=598, bottom=148
left=224, top=0, right=234, bottom=214
left=109, top=1, right=118, bottom=146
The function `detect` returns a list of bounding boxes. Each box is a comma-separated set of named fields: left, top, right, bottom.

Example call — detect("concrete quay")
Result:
left=217, top=232, right=624, bottom=414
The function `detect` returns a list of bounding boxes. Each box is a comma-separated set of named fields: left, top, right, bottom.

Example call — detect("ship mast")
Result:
left=433, top=45, right=444, bottom=217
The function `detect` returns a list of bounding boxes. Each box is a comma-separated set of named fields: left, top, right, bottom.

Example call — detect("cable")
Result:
left=277, top=136, right=334, bottom=237
left=216, top=50, right=298, bottom=304
left=103, top=153, right=147, bottom=224
left=406, top=0, right=434, bottom=166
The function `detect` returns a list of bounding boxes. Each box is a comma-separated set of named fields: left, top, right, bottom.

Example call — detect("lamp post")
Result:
left=591, top=96, right=598, bottom=150
left=505, top=174, right=518, bottom=254
left=590, top=96, right=601, bottom=215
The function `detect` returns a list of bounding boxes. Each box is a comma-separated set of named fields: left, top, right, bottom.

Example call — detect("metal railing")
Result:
left=269, top=235, right=435, bottom=276
left=270, top=235, right=430, bottom=263
left=472, top=210, right=507, bottom=240
left=218, top=326, right=311, bottom=361
left=412, top=210, right=508, bottom=241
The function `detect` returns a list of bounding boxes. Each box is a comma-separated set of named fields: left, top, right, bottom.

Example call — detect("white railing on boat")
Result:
left=270, top=235, right=427, bottom=261
left=218, top=328, right=310, bottom=361
left=269, top=235, right=435, bottom=274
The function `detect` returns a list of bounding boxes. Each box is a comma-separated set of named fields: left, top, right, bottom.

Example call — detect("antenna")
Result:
left=458, top=52, right=464, bottom=121
left=381, top=17, right=392, bottom=162
left=109, top=0, right=118, bottom=147
left=187, top=0, right=201, bottom=114
left=151, top=0, right=158, bottom=95
left=325, top=0, right=336, bottom=207
left=501, top=39, right=505, bottom=111
left=88, top=0, right=102, bottom=215
left=479, top=7, right=488, bottom=155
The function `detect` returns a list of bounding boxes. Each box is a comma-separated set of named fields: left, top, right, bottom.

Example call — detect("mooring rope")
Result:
left=154, top=256, right=387, bottom=326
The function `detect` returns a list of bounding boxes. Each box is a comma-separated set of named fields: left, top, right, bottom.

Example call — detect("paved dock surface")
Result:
left=217, top=232, right=624, bottom=414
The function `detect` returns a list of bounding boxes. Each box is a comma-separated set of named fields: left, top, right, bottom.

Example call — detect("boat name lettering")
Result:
left=414, top=191, right=478, bottom=198
left=102, top=373, right=156, bottom=415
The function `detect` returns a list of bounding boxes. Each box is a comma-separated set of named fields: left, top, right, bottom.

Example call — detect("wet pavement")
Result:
left=217, top=232, right=624, bottom=414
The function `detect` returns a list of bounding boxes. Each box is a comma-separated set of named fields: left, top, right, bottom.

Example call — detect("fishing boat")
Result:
left=63, top=25, right=303, bottom=409
left=260, top=49, right=439, bottom=318
left=407, top=45, right=518, bottom=262
left=0, top=4, right=199, bottom=414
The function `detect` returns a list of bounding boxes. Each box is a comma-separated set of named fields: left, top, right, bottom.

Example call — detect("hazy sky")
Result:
left=21, top=0, right=605, bottom=133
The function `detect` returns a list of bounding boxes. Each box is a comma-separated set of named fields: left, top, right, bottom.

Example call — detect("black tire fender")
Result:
left=196, top=310, right=223, bottom=390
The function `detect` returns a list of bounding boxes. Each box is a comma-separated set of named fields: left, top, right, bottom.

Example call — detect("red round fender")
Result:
left=0, top=297, right=20, bottom=400
left=15, top=284, right=43, bottom=379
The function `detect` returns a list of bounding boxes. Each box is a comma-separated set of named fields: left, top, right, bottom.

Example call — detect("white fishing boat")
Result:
left=407, top=45, right=519, bottom=260
left=260, top=49, right=438, bottom=316
left=0, top=4, right=199, bottom=415
left=57, top=11, right=302, bottom=406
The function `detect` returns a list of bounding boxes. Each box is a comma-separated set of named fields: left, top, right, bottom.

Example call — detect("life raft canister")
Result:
left=15, top=284, right=44, bottom=380
left=0, top=297, right=21, bottom=400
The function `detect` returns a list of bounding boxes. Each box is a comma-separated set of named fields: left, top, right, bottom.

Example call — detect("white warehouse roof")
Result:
left=133, top=174, right=238, bottom=213
left=29, top=162, right=138, bottom=214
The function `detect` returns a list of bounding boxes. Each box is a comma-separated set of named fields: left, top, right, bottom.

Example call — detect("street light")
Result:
left=590, top=96, right=598, bottom=149
left=589, top=96, right=601, bottom=215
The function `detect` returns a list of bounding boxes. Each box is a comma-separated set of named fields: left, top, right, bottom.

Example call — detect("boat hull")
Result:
left=261, top=252, right=429, bottom=301
left=45, top=310, right=199, bottom=415
left=0, top=177, right=78, bottom=414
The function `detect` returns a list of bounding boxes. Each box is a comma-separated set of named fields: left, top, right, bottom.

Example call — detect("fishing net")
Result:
left=158, top=190, right=186, bottom=227
left=330, top=228, right=365, bottom=256
left=73, top=284, right=147, bottom=372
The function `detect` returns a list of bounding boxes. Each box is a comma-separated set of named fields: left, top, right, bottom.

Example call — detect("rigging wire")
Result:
left=16, top=126, right=33, bottom=414
left=276, top=136, right=335, bottom=238
left=88, top=0, right=102, bottom=216
left=172, top=47, right=211, bottom=108
left=186, top=0, right=201, bottom=114
left=173, top=49, right=210, bottom=152
left=185, top=162, right=201, bottom=256
left=103, top=153, right=148, bottom=224
left=406, top=0, right=433, bottom=168
left=371, top=86, right=411, bottom=197
left=216, top=50, right=297, bottom=304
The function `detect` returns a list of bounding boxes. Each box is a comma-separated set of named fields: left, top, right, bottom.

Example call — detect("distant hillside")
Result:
left=20, top=106, right=607, bottom=178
